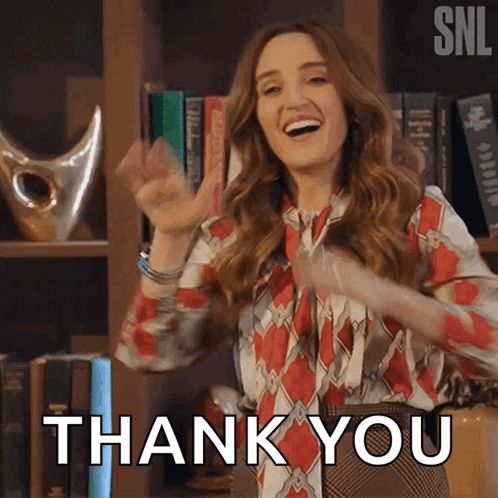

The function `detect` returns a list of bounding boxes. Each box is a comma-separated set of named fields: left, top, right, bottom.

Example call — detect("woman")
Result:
left=115, top=21, right=498, bottom=498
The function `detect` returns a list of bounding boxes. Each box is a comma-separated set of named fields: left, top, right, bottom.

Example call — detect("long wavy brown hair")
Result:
left=214, top=20, right=423, bottom=312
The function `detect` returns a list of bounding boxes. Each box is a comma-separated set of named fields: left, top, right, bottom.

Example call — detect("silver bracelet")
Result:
left=137, top=250, right=184, bottom=285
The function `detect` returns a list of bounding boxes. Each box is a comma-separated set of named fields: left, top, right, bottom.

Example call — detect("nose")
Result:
left=282, top=82, right=308, bottom=109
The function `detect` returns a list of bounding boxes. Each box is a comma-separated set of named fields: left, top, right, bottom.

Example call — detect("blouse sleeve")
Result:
left=411, top=186, right=498, bottom=380
left=114, top=217, right=234, bottom=373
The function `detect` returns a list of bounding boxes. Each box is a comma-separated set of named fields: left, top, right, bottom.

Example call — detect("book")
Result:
left=385, top=92, right=403, bottom=141
left=457, top=94, right=498, bottom=237
left=140, top=83, right=166, bottom=244
left=43, top=356, right=73, bottom=498
left=451, top=99, right=489, bottom=237
left=1, top=360, right=29, bottom=498
left=141, top=82, right=166, bottom=146
left=30, top=356, right=47, bottom=498
left=0, top=353, right=15, bottom=496
left=185, top=96, right=204, bottom=192
left=435, top=95, right=454, bottom=201
left=70, top=359, right=92, bottom=498
left=403, top=92, right=437, bottom=185
left=203, top=96, right=227, bottom=217
left=88, top=357, right=112, bottom=498
left=43, top=353, right=99, bottom=498
left=151, top=90, right=196, bottom=171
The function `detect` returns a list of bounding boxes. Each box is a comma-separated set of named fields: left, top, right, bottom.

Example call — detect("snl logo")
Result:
left=434, top=6, right=492, bottom=56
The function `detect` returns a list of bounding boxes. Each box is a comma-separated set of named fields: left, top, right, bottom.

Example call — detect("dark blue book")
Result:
left=386, top=92, right=403, bottom=141
left=457, top=94, right=498, bottom=238
left=43, top=356, right=72, bottom=498
left=435, top=95, right=454, bottom=201
left=404, top=92, right=437, bottom=185
left=185, top=96, right=204, bottom=192
left=1, top=360, right=29, bottom=498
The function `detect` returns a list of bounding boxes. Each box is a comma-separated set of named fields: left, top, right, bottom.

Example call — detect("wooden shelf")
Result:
left=0, top=240, right=108, bottom=258
left=477, top=237, right=498, bottom=253
left=0, top=238, right=493, bottom=259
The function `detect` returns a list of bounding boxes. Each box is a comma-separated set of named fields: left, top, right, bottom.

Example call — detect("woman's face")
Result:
left=255, top=32, right=348, bottom=175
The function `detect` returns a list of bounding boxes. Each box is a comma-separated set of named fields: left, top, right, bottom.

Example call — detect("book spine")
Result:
left=1, top=362, right=29, bottom=498
left=203, top=96, right=227, bottom=217
left=185, top=96, right=204, bottom=192
left=386, top=92, right=403, bottom=141
left=88, top=358, right=112, bottom=498
left=70, top=360, right=91, bottom=498
left=457, top=94, right=498, bottom=237
left=0, top=353, right=15, bottom=495
left=30, top=357, right=46, bottom=498
left=151, top=91, right=187, bottom=170
left=403, top=92, right=437, bottom=185
left=140, top=81, right=166, bottom=145
left=435, top=95, right=453, bottom=201
left=44, top=358, right=72, bottom=498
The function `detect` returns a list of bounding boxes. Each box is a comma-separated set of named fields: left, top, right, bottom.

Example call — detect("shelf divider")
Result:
left=0, top=240, right=108, bottom=258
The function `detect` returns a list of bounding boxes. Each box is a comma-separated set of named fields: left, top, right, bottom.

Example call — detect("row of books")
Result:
left=143, top=86, right=498, bottom=238
left=142, top=86, right=241, bottom=220
left=386, top=92, right=498, bottom=237
left=0, top=352, right=111, bottom=498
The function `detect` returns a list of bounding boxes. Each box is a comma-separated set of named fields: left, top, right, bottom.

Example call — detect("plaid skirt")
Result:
left=231, top=403, right=450, bottom=498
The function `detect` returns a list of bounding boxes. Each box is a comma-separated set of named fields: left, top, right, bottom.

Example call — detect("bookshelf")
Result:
left=103, top=0, right=498, bottom=496
left=1, top=0, right=495, bottom=496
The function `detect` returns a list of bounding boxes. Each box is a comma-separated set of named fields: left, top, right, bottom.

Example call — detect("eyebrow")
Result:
left=255, top=61, right=327, bottom=83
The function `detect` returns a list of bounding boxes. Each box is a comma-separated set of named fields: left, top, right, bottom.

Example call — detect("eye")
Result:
left=309, top=76, right=328, bottom=85
left=262, top=85, right=281, bottom=96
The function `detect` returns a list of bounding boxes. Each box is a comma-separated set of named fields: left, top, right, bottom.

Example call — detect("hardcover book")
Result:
left=385, top=92, right=403, bottom=141
left=185, top=96, right=204, bottom=192
left=435, top=95, right=454, bottom=201
left=141, top=82, right=166, bottom=145
left=30, top=356, right=47, bottom=498
left=451, top=99, right=489, bottom=237
left=0, top=353, right=14, bottom=495
left=203, top=96, right=227, bottom=217
left=88, top=357, right=112, bottom=498
left=43, top=357, right=72, bottom=498
left=151, top=90, right=196, bottom=171
left=457, top=94, right=498, bottom=237
left=70, top=359, right=92, bottom=498
left=403, top=92, right=437, bottom=185
left=1, top=361, right=29, bottom=498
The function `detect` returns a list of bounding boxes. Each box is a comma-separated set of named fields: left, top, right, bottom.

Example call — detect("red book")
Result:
left=203, top=96, right=227, bottom=217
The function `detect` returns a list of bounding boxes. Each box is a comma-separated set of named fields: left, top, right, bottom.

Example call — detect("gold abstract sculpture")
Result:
left=0, top=106, right=102, bottom=241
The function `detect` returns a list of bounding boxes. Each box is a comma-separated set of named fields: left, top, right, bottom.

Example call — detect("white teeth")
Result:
left=284, top=119, right=321, bottom=134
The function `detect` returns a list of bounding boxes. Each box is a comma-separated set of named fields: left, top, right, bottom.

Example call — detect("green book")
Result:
left=151, top=90, right=196, bottom=171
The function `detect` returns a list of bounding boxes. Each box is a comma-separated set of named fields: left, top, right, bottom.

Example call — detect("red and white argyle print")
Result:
left=116, top=186, right=498, bottom=497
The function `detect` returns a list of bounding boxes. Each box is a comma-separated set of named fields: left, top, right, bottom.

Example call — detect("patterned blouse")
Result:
left=115, top=186, right=498, bottom=498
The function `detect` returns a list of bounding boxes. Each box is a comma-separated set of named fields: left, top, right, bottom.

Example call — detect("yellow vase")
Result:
left=442, top=406, right=498, bottom=498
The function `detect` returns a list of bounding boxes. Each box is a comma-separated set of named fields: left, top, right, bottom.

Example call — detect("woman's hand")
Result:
left=292, top=246, right=382, bottom=303
left=116, top=138, right=218, bottom=235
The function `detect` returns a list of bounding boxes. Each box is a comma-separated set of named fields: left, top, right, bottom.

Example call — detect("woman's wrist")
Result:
left=140, top=229, right=195, bottom=298
left=147, top=229, right=194, bottom=273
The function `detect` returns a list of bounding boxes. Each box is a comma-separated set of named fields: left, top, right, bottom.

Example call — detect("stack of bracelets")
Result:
left=137, top=249, right=184, bottom=285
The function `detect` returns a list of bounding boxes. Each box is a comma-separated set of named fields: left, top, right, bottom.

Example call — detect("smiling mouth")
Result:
left=286, top=124, right=321, bottom=137
left=283, top=119, right=322, bottom=138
